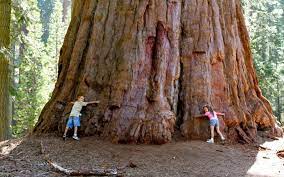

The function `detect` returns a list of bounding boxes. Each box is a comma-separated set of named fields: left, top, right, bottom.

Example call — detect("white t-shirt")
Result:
left=70, top=101, right=88, bottom=117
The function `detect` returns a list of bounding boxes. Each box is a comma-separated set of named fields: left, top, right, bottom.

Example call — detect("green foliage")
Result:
left=11, top=0, right=71, bottom=136
left=41, top=0, right=70, bottom=101
left=37, top=0, right=54, bottom=43
left=11, top=0, right=45, bottom=135
left=243, top=0, right=284, bottom=121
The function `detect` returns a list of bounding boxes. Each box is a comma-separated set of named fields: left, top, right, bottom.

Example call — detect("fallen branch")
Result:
left=40, top=141, right=124, bottom=176
left=266, top=135, right=280, bottom=140
left=258, top=145, right=271, bottom=151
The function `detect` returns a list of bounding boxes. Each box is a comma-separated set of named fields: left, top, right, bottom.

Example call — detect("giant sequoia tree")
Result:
left=34, top=0, right=282, bottom=144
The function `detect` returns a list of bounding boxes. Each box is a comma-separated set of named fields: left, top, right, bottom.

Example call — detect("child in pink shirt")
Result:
left=198, top=105, right=225, bottom=143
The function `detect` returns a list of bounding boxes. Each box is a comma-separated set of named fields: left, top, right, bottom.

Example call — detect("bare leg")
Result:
left=210, top=125, right=214, bottom=139
left=63, top=126, right=69, bottom=137
left=216, top=126, right=225, bottom=140
left=72, top=126, right=80, bottom=140
left=74, top=126, right=78, bottom=136
left=206, top=125, right=215, bottom=143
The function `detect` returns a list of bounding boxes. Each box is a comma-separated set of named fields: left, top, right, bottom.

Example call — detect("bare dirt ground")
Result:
left=0, top=135, right=283, bottom=177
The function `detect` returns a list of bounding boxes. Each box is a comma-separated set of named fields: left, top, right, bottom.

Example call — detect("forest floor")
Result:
left=0, top=134, right=284, bottom=177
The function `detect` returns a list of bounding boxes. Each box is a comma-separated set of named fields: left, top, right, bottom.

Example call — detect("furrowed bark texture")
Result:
left=34, top=0, right=282, bottom=144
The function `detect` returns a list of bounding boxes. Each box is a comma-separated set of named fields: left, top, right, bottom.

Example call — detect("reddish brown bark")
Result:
left=34, top=0, right=282, bottom=144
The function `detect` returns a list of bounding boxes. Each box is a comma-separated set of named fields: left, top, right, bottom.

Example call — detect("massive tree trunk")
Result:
left=34, top=0, right=282, bottom=144
left=0, top=0, right=12, bottom=141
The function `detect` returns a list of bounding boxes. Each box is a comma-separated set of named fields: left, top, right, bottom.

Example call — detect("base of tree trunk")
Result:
left=102, top=110, right=176, bottom=144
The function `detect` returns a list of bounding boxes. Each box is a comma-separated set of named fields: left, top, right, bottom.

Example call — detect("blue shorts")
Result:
left=209, top=119, right=219, bottom=127
left=67, top=116, right=80, bottom=128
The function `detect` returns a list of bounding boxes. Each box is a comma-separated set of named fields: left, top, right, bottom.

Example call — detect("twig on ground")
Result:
left=40, top=141, right=125, bottom=176
left=258, top=145, right=272, bottom=151
left=268, top=136, right=279, bottom=140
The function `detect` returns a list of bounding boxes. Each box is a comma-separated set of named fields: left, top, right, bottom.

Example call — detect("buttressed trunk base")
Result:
left=34, top=0, right=283, bottom=144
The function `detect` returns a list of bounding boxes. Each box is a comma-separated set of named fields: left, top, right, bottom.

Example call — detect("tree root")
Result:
left=40, top=141, right=125, bottom=176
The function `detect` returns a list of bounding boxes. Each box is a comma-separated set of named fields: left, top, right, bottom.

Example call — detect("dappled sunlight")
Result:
left=247, top=138, right=284, bottom=176
left=0, top=139, right=23, bottom=155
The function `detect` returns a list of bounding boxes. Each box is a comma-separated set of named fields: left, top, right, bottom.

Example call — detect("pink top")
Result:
left=204, top=111, right=222, bottom=120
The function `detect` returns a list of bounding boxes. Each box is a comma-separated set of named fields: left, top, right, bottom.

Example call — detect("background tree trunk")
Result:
left=62, top=0, right=71, bottom=23
left=34, top=0, right=282, bottom=144
left=0, top=0, right=12, bottom=141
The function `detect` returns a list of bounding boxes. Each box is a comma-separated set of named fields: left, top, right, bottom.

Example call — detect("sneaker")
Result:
left=221, top=137, right=225, bottom=141
left=206, top=139, right=214, bottom=143
left=72, top=135, right=80, bottom=141
left=63, top=135, right=66, bottom=141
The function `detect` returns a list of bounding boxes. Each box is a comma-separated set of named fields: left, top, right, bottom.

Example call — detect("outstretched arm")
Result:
left=87, top=100, right=100, bottom=104
left=194, top=114, right=206, bottom=118
left=216, top=112, right=225, bottom=116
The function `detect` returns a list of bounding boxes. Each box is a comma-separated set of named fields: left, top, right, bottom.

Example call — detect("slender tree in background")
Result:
left=37, top=0, right=54, bottom=43
left=0, top=0, right=12, bottom=140
left=62, top=0, right=71, bottom=23
left=34, top=0, right=282, bottom=144
left=42, top=0, right=71, bottom=101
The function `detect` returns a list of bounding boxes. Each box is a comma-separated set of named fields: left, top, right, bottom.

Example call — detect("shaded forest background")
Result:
left=1, top=0, right=284, bottom=138
left=5, top=0, right=71, bottom=137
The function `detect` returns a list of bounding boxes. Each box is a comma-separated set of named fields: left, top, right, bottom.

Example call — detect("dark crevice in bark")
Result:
left=143, top=3, right=150, bottom=29
left=120, top=4, right=128, bottom=39
left=55, top=0, right=86, bottom=92
left=146, top=34, right=157, bottom=102
left=102, top=0, right=111, bottom=44
left=65, top=1, right=98, bottom=100
left=73, top=39, right=90, bottom=97
left=76, top=1, right=99, bottom=96
left=176, top=61, right=184, bottom=130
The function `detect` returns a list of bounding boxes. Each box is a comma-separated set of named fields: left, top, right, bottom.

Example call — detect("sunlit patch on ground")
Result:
left=0, top=139, right=23, bottom=155
left=246, top=138, right=284, bottom=177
